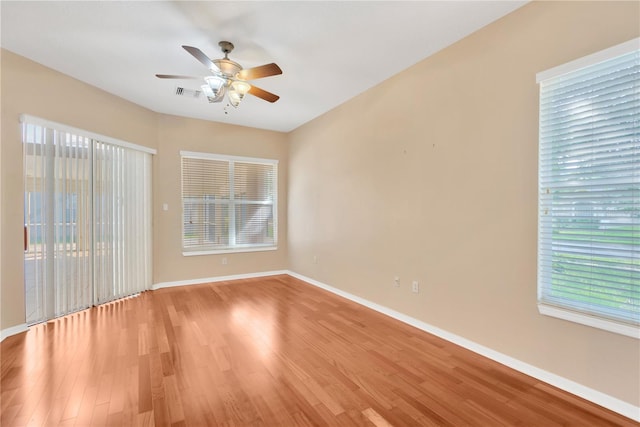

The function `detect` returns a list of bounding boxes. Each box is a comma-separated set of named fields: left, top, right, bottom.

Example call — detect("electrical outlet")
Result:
left=222, top=257, right=228, bottom=265
left=313, top=255, right=318, bottom=264
left=393, top=276, right=400, bottom=287
left=412, top=280, right=419, bottom=293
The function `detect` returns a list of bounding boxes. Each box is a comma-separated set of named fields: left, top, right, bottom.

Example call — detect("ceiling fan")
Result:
left=156, top=41, right=282, bottom=109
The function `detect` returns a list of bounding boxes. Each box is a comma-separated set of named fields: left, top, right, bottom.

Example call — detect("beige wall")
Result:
left=288, top=1, right=640, bottom=407
left=0, top=50, right=289, bottom=330
left=153, top=114, right=288, bottom=284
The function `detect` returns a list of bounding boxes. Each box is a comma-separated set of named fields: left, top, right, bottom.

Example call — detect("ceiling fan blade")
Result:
left=248, top=85, right=280, bottom=103
left=182, top=45, right=220, bottom=72
left=155, top=74, right=200, bottom=79
left=237, top=63, right=282, bottom=81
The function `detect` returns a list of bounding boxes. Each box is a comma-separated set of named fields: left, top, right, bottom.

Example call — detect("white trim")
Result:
left=272, top=164, right=279, bottom=253
left=287, top=271, right=640, bottom=422
left=151, top=270, right=288, bottom=290
left=182, top=246, right=278, bottom=257
left=536, top=37, right=639, bottom=83
left=20, top=114, right=157, bottom=155
left=539, top=304, right=639, bottom=340
left=180, top=150, right=278, bottom=165
left=1, top=323, right=29, bottom=342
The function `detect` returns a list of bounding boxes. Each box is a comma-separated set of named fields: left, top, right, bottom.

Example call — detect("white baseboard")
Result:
left=152, top=270, right=288, bottom=290
left=287, top=271, right=640, bottom=422
left=1, top=323, right=28, bottom=342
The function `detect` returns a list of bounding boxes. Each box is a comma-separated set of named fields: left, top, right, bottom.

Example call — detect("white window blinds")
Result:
left=181, top=151, right=278, bottom=254
left=537, top=39, right=640, bottom=337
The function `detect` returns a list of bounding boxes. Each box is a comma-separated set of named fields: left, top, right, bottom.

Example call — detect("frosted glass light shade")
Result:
left=228, top=80, right=251, bottom=108
left=204, top=76, right=225, bottom=94
left=231, top=81, right=251, bottom=96
left=200, top=84, right=214, bottom=97
left=228, top=91, right=241, bottom=108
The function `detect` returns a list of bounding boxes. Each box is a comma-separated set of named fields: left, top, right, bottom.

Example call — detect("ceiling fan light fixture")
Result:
left=228, top=80, right=251, bottom=108
left=231, top=81, right=251, bottom=97
left=228, top=90, right=242, bottom=108
left=204, top=75, right=225, bottom=94
left=201, top=84, right=225, bottom=103
left=201, top=84, right=214, bottom=96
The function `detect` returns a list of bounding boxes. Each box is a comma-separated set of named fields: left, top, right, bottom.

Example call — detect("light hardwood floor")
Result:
left=1, top=275, right=636, bottom=426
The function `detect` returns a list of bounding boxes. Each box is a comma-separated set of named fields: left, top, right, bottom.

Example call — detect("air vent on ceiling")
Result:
left=175, top=86, right=202, bottom=98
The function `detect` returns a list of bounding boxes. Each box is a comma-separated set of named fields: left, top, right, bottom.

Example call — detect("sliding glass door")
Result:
left=23, top=117, right=153, bottom=325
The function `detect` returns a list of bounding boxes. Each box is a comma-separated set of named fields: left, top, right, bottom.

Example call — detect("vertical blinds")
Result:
left=22, top=116, right=154, bottom=324
left=181, top=152, right=277, bottom=253
left=537, top=46, right=640, bottom=328
left=93, top=141, right=153, bottom=304
left=23, top=124, right=93, bottom=322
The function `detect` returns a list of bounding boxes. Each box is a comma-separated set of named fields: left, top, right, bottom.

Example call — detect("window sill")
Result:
left=538, top=303, right=639, bottom=339
left=182, top=246, right=278, bottom=257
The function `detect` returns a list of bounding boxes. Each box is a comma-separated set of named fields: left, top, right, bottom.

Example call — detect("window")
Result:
left=537, top=39, right=639, bottom=338
left=181, top=151, right=278, bottom=255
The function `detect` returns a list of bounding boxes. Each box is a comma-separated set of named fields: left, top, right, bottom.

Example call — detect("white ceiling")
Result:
left=1, top=1, right=527, bottom=133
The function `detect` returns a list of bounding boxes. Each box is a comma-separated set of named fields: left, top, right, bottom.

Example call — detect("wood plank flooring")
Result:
left=1, top=274, right=636, bottom=426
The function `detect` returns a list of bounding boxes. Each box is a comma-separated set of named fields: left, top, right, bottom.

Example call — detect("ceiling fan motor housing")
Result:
left=213, top=58, right=243, bottom=81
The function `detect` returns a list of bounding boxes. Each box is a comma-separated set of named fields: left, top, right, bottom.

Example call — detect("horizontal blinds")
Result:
left=181, top=153, right=277, bottom=252
left=234, top=162, right=276, bottom=246
left=234, top=162, right=275, bottom=201
left=538, top=48, right=640, bottom=326
left=182, top=157, right=230, bottom=199
left=182, top=157, right=230, bottom=249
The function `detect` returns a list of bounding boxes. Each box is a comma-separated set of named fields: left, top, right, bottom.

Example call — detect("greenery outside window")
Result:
left=181, top=151, right=278, bottom=255
left=537, top=39, right=639, bottom=338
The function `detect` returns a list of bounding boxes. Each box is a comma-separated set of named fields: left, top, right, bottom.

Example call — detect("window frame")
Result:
left=180, top=150, right=278, bottom=256
left=536, top=38, right=640, bottom=339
